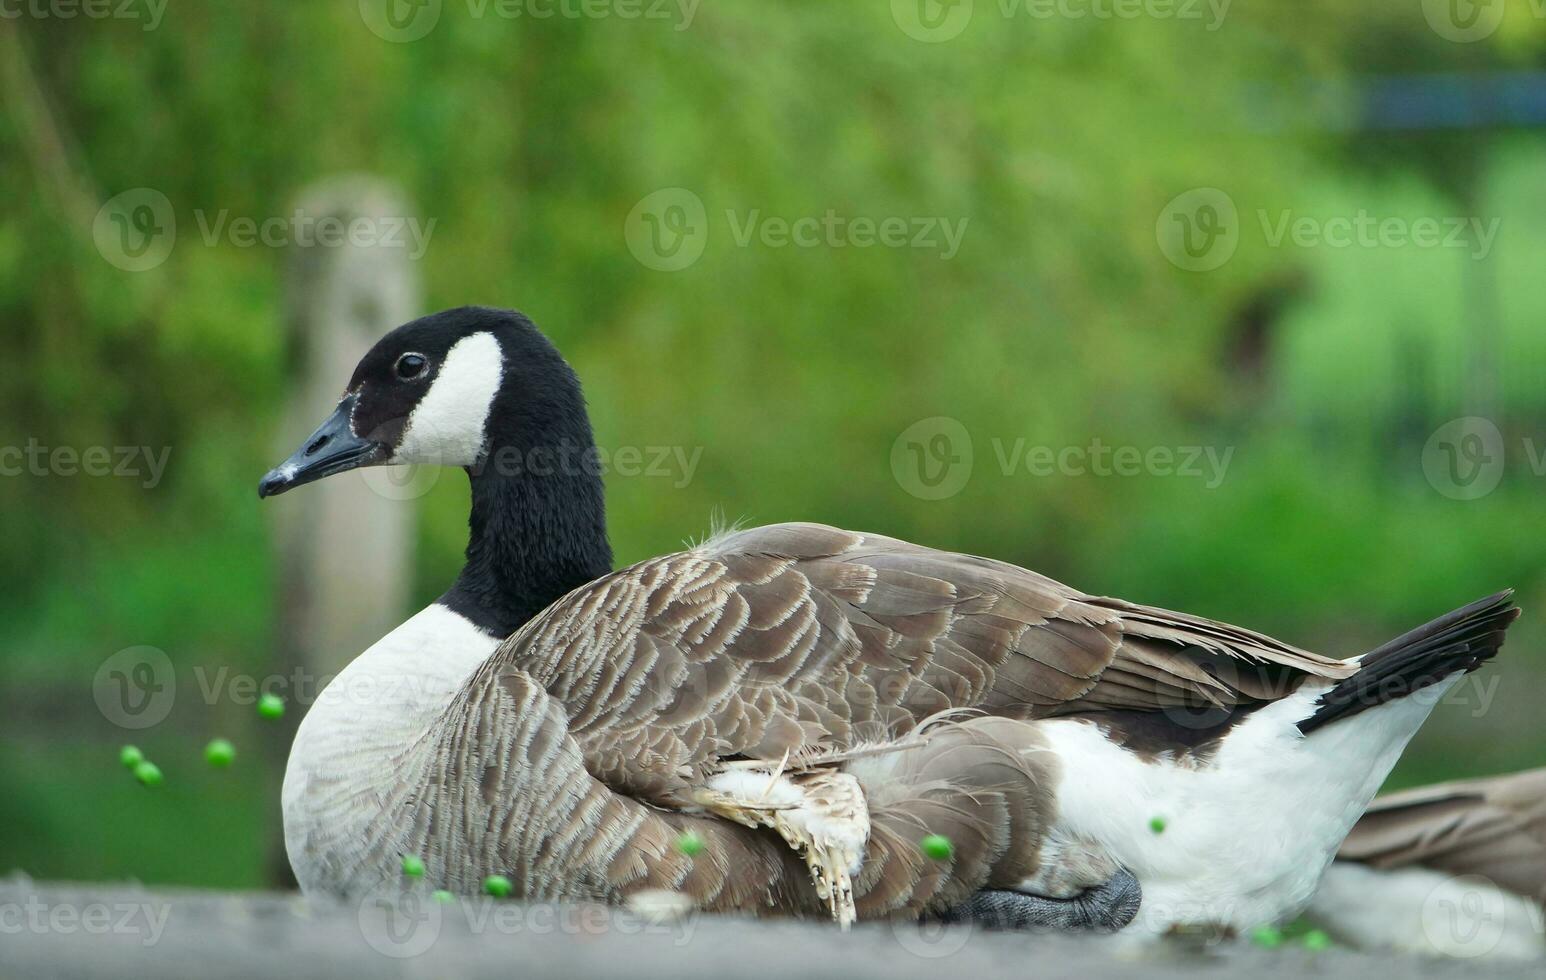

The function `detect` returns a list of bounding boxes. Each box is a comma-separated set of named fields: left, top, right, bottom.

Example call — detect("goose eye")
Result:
left=396, top=354, right=427, bottom=379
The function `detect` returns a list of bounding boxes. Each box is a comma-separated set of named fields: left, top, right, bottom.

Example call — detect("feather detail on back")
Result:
left=413, top=668, right=1060, bottom=919
left=492, top=522, right=1353, bottom=812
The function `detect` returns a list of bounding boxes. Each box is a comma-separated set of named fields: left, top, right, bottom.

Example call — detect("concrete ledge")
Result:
left=0, top=879, right=1525, bottom=980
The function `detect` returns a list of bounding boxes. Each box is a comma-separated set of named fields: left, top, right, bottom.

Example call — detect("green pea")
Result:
left=257, top=693, right=285, bottom=719
left=676, top=832, right=705, bottom=857
left=1249, top=925, right=1283, bottom=949
left=1301, top=928, right=1331, bottom=951
left=483, top=875, right=512, bottom=898
left=431, top=890, right=454, bottom=904
left=204, top=739, right=236, bottom=767
left=1148, top=816, right=1167, bottom=835
left=119, top=745, right=144, bottom=769
left=919, top=834, right=953, bottom=861
left=401, top=855, right=425, bottom=878
left=133, top=760, right=163, bottom=787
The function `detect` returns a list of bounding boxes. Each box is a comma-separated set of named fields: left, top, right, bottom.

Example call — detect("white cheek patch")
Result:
left=391, top=332, right=504, bottom=466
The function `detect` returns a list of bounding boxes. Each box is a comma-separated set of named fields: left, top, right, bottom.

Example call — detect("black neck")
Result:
left=440, top=443, right=613, bottom=638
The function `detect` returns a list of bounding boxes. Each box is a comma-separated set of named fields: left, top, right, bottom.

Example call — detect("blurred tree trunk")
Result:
left=264, top=177, right=421, bottom=887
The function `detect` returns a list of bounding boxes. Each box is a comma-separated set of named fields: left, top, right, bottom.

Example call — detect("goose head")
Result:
left=259, top=306, right=613, bottom=635
left=258, top=306, right=589, bottom=498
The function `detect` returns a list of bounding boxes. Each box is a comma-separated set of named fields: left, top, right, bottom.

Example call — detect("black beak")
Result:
left=258, top=395, right=385, bottom=498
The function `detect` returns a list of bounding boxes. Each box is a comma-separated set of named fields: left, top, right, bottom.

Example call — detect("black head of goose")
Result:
left=261, top=306, right=1519, bottom=936
left=260, top=306, right=612, bottom=636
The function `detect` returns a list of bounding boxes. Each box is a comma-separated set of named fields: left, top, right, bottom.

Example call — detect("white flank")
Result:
left=1028, top=674, right=1461, bottom=934
left=283, top=603, right=500, bottom=895
left=392, top=331, right=504, bottom=466
left=1310, top=861, right=1546, bottom=960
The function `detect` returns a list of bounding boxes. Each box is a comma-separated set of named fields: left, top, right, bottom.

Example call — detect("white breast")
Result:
left=282, top=604, right=500, bottom=895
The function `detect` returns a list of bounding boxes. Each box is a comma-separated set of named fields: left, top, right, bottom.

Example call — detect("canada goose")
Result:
left=259, top=306, right=1518, bottom=934
left=1308, top=768, right=1546, bottom=959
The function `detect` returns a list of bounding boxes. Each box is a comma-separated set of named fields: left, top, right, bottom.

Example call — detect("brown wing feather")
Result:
left=492, top=522, right=1353, bottom=807
left=433, top=665, right=1060, bottom=918
left=1339, top=769, right=1546, bottom=902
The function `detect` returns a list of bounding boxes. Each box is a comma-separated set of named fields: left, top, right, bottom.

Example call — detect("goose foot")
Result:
left=937, top=868, right=1142, bottom=933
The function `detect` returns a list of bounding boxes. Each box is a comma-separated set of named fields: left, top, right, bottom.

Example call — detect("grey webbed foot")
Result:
left=937, top=868, right=1142, bottom=933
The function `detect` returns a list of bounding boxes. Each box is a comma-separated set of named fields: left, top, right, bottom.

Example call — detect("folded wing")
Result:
left=492, top=522, right=1354, bottom=806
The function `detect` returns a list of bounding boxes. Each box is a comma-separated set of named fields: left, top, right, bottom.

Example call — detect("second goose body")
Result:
left=1308, top=768, right=1546, bottom=958
left=260, top=306, right=1518, bottom=933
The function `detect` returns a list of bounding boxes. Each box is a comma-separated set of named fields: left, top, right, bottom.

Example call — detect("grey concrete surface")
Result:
left=0, top=878, right=1533, bottom=980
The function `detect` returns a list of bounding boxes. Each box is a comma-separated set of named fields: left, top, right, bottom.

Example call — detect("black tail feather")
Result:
left=1297, top=591, right=1519, bottom=736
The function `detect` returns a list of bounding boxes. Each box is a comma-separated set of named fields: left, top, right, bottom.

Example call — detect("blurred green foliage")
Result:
left=2, top=3, right=1545, bottom=887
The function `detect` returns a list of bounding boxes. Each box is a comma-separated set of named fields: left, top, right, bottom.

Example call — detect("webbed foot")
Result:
left=937, top=868, right=1141, bottom=933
